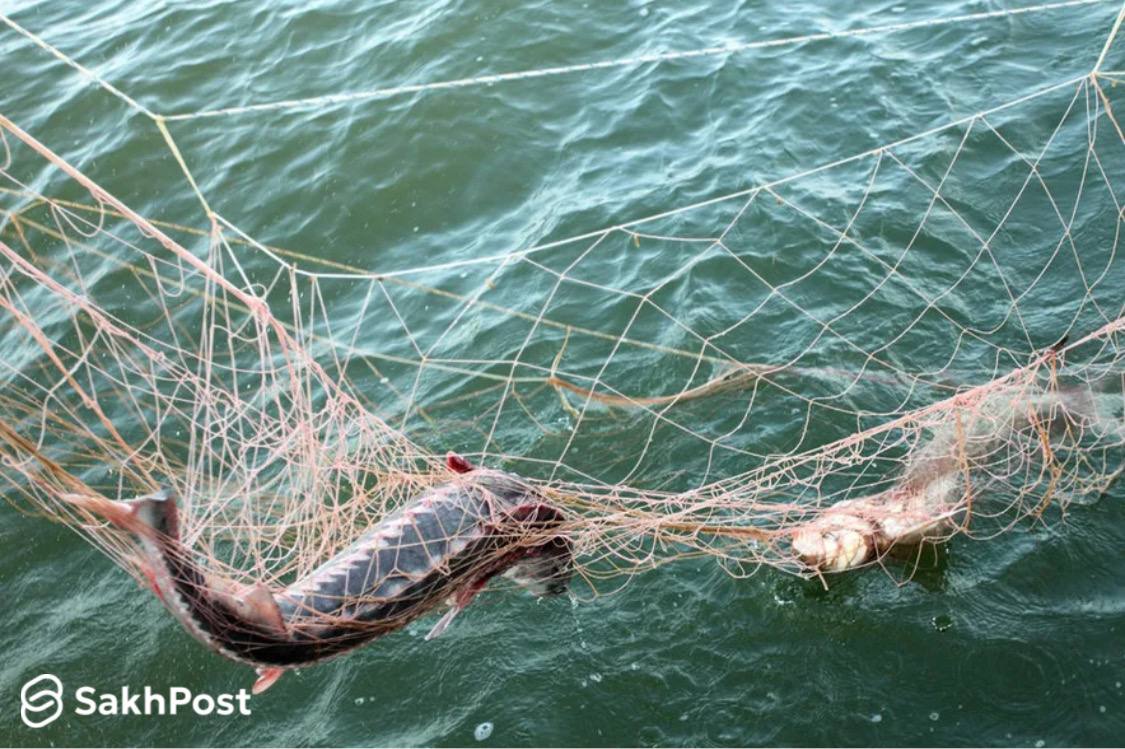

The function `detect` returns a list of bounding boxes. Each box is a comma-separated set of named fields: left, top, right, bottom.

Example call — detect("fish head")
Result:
left=504, top=537, right=574, bottom=597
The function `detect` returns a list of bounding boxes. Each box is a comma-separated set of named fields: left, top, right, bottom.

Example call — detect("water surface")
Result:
left=1, top=1, right=1124, bottom=746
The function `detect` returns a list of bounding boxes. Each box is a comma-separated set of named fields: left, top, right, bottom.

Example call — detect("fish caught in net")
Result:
left=1, top=3, right=1124, bottom=693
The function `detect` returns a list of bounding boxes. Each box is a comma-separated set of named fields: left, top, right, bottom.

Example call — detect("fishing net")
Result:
left=2, top=2, right=1125, bottom=614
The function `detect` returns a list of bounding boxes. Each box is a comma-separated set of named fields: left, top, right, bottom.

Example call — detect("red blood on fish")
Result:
left=142, top=564, right=165, bottom=603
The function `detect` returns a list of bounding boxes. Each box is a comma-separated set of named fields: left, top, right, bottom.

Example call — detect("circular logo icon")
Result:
left=20, top=673, right=63, bottom=729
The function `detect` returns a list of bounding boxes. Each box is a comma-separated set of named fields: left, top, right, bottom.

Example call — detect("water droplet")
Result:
left=1035, top=741, right=1045, bottom=748
left=1099, top=705, right=1107, bottom=713
left=474, top=722, right=493, bottom=741
left=870, top=713, right=882, bottom=723
left=354, top=697, right=365, bottom=705
left=639, top=7, right=650, bottom=16
left=929, top=711, right=940, bottom=721
left=589, top=672, right=602, bottom=683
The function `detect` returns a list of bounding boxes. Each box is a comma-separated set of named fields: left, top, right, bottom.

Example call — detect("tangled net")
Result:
left=2, top=2, right=1125, bottom=615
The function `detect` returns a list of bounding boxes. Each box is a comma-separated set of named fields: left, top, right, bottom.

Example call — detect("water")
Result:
left=2, top=0, right=1125, bottom=745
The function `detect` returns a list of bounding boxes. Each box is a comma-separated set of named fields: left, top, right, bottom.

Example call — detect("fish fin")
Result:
left=252, top=667, right=285, bottom=694
left=446, top=451, right=475, bottom=474
left=426, top=575, right=491, bottom=640
left=425, top=605, right=461, bottom=641
left=238, top=584, right=287, bottom=636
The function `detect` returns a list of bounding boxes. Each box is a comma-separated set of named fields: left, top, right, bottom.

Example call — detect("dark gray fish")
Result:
left=70, top=456, right=572, bottom=693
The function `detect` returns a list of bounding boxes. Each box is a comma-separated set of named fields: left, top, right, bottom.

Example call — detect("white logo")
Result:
left=20, top=673, right=63, bottom=729
left=19, top=674, right=253, bottom=727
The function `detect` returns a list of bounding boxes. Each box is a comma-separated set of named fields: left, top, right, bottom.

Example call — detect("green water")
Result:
left=2, top=1, right=1125, bottom=746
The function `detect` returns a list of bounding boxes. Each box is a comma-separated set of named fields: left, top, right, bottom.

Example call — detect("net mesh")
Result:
left=2, top=3, right=1125, bottom=609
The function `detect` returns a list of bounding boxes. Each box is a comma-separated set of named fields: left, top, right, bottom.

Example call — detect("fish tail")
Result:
left=63, top=487, right=180, bottom=540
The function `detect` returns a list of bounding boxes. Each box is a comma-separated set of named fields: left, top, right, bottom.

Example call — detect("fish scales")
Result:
left=279, top=485, right=491, bottom=621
